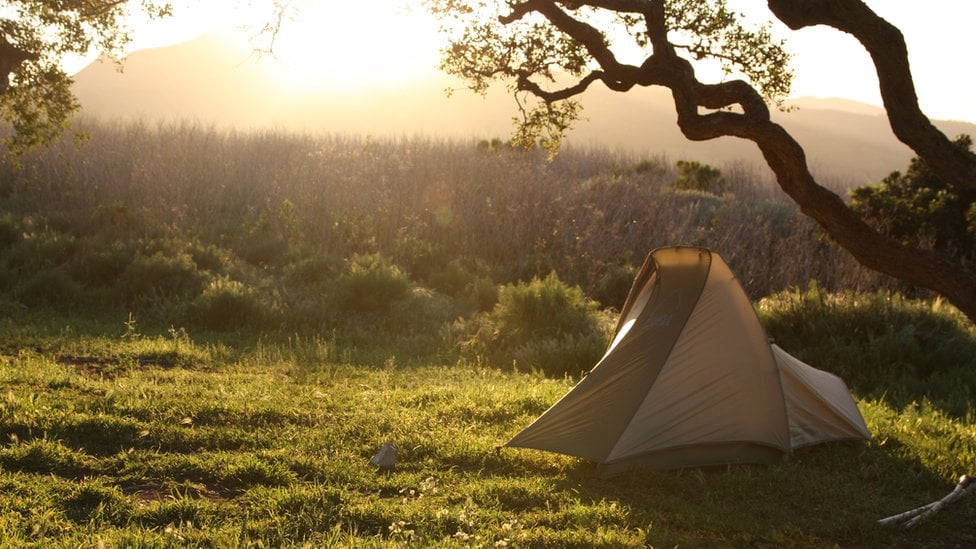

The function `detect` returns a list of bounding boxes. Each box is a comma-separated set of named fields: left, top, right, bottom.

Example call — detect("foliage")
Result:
left=336, top=253, right=411, bottom=312
left=0, top=121, right=914, bottom=333
left=118, top=251, right=209, bottom=307
left=850, top=135, right=976, bottom=268
left=758, top=283, right=976, bottom=415
left=189, top=277, right=271, bottom=332
left=426, top=1, right=976, bottom=324
left=0, top=0, right=172, bottom=154
left=674, top=159, right=727, bottom=194
left=427, top=0, right=792, bottom=152
left=460, top=271, right=612, bottom=377
left=15, top=267, right=83, bottom=307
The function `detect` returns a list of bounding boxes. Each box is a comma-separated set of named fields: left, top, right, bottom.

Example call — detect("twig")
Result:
left=878, top=475, right=976, bottom=528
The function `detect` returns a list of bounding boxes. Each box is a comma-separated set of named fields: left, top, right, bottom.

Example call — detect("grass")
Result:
left=1, top=119, right=974, bottom=545
left=1, top=311, right=975, bottom=547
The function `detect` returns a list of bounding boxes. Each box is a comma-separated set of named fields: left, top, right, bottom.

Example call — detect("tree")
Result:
left=425, top=0, right=976, bottom=323
left=0, top=1, right=172, bottom=154
left=851, top=135, right=976, bottom=269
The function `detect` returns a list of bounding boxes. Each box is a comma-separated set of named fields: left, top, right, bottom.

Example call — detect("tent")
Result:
left=504, top=246, right=870, bottom=477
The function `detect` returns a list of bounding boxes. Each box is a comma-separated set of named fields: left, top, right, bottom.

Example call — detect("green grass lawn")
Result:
left=1, top=316, right=975, bottom=547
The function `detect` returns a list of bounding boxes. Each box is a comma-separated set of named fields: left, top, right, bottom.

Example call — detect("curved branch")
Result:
left=517, top=70, right=634, bottom=101
left=767, top=0, right=976, bottom=190
left=495, top=0, right=976, bottom=320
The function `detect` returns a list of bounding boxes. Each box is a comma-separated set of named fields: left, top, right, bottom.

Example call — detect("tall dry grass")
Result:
left=0, top=118, right=902, bottom=307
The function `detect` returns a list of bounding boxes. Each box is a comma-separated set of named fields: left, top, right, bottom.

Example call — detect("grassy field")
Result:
left=1, top=305, right=975, bottom=548
left=2, top=121, right=975, bottom=546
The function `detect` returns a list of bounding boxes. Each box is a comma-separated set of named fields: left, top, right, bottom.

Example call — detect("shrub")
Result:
left=2, top=231, right=78, bottom=275
left=394, top=236, right=448, bottom=283
left=190, top=278, right=272, bottom=332
left=118, top=251, right=208, bottom=306
left=674, top=159, right=726, bottom=194
left=187, top=241, right=230, bottom=274
left=336, top=253, right=410, bottom=312
left=428, top=259, right=498, bottom=313
left=850, top=135, right=976, bottom=267
left=757, top=283, right=976, bottom=414
left=67, top=241, right=134, bottom=289
left=16, top=268, right=83, bottom=307
left=461, top=272, right=612, bottom=377
left=284, top=254, right=343, bottom=289
left=591, top=262, right=637, bottom=309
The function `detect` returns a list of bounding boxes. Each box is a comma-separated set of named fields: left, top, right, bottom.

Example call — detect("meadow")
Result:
left=0, top=120, right=975, bottom=546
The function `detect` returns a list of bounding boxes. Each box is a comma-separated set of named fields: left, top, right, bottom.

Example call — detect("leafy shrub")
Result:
left=674, top=159, right=726, bottom=194
left=758, top=283, right=976, bottom=414
left=460, top=272, right=611, bottom=377
left=91, top=201, right=138, bottom=235
left=187, top=241, right=230, bottom=274
left=16, top=268, right=83, bottom=307
left=2, top=231, right=78, bottom=275
left=190, top=278, right=272, bottom=331
left=66, top=241, right=134, bottom=288
left=336, top=253, right=410, bottom=312
left=284, top=254, right=343, bottom=289
left=395, top=236, right=448, bottom=283
left=591, top=262, right=637, bottom=309
left=428, top=259, right=498, bottom=313
left=118, top=251, right=208, bottom=305
left=850, top=135, right=976, bottom=267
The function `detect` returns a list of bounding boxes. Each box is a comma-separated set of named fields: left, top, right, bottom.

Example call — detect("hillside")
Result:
left=71, top=31, right=976, bottom=186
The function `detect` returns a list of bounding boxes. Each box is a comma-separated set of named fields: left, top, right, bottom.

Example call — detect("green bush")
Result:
left=758, top=283, right=976, bottom=414
left=284, top=254, right=342, bottom=289
left=850, top=135, right=976, bottom=267
left=591, top=262, right=637, bottom=309
left=428, top=259, right=498, bottom=313
left=461, top=272, right=611, bottom=377
left=2, top=231, right=78, bottom=275
left=674, top=159, right=726, bottom=194
left=189, top=278, right=272, bottom=332
left=67, top=241, right=134, bottom=289
left=187, top=241, right=230, bottom=274
left=118, top=251, right=208, bottom=306
left=16, top=268, right=83, bottom=307
left=336, top=253, right=410, bottom=312
left=395, top=236, right=448, bottom=283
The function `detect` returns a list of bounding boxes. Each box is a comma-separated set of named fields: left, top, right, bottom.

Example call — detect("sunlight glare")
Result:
left=263, top=1, right=442, bottom=92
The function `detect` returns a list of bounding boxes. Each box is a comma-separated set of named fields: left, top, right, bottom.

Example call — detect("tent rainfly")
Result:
left=504, top=246, right=870, bottom=478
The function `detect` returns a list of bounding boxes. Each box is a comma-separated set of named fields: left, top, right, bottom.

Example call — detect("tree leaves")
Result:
left=0, top=0, right=171, bottom=154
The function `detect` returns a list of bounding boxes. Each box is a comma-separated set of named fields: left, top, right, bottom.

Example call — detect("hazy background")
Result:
left=71, top=30, right=976, bottom=186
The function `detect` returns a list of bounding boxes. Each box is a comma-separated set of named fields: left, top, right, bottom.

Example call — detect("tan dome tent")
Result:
left=504, top=247, right=870, bottom=477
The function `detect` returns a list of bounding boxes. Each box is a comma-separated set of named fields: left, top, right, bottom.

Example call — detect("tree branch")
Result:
left=767, top=0, right=976, bottom=190
left=454, top=0, right=976, bottom=320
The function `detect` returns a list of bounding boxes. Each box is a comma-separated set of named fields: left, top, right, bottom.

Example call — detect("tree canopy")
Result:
left=427, top=0, right=976, bottom=323
left=851, top=135, right=976, bottom=270
left=0, top=0, right=171, bottom=154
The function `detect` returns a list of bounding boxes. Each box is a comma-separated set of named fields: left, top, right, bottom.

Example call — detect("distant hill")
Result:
left=72, top=31, right=976, bottom=187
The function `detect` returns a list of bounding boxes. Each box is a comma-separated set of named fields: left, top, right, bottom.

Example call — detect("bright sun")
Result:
left=259, top=0, right=442, bottom=92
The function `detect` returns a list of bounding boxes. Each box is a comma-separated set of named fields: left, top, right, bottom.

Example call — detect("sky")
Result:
left=106, top=0, right=976, bottom=124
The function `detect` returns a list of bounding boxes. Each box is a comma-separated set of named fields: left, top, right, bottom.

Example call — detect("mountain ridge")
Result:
left=72, top=31, right=976, bottom=186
